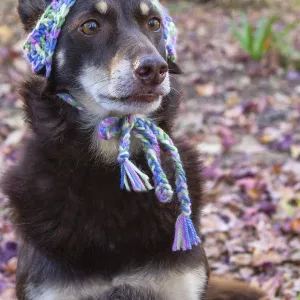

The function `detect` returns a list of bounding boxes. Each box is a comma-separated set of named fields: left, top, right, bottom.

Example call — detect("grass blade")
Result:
left=253, top=16, right=277, bottom=60
left=230, top=15, right=253, bottom=55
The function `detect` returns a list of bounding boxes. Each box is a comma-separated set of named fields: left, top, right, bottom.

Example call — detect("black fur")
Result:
left=102, top=284, right=161, bottom=300
left=2, top=0, right=210, bottom=299
left=2, top=76, right=208, bottom=298
left=18, top=0, right=50, bottom=31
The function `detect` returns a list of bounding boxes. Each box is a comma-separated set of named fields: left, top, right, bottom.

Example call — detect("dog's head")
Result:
left=19, top=0, right=181, bottom=117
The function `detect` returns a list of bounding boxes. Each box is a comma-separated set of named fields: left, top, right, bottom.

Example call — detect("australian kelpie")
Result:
left=2, top=0, right=265, bottom=299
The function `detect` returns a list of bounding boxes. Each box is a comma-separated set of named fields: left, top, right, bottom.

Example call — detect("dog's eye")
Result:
left=81, top=20, right=100, bottom=35
left=147, top=18, right=161, bottom=32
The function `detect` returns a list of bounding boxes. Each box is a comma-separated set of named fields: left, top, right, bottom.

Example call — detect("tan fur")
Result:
left=206, top=276, right=265, bottom=300
left=96, top=1, right=108, bottom=14
left=140, top=2, right=150, bottom=15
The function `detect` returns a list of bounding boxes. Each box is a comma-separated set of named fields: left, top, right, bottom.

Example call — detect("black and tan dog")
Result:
left=2, top=0, right=265, bottom=299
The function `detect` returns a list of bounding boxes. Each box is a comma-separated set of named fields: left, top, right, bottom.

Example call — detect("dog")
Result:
left=1, top=0, right=265, bottom=299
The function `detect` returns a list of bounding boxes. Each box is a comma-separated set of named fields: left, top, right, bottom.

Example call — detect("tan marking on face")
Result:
left=96, top=1, right=108, bottom=14
left=133, top=59, right=141, bottom=71
left=140, top=2, right=150, bottom=15
left=109, top=52, right=122, bottom=75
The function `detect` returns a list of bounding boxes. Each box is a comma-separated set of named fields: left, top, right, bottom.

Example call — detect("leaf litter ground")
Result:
left=0, top=0, right=299, bottom=299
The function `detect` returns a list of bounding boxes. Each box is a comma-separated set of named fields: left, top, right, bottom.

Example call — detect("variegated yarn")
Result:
left=24, top=0, right=76, bottom=77
left=24, top=0, right=200, bottom=251
left=152, top=0, right=177, bottom=62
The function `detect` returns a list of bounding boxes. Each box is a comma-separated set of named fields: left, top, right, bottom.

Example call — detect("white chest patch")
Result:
left=26, top=265, right=207, bottom=300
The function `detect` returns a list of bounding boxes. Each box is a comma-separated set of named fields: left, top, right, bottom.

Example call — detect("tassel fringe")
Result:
left=172, top=213, right=201, bottom=251
left=121, top=159, right=153, bottom=192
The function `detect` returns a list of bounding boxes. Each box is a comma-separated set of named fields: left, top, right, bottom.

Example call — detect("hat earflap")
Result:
left=24, top=0, right=76, bottom=77
left=151, top=0, right=177, bottom=62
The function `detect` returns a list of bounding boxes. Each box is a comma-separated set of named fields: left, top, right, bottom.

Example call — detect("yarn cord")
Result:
left=118, top=116, right=153, bottom=192
left=136, top=118, right=201, bottom=250
left=133, top=120, right=174, bottom=204
left=97, top=115, right=201, bottom=251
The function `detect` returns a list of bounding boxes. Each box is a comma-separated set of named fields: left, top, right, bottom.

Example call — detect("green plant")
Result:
left=273, top=21, right=300, bottom=69
left=230, top=14, right=277, bottom=60
left=231, top=14, right=300, bottom=68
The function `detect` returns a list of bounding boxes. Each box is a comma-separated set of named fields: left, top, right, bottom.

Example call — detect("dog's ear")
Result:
left=167, top=59, right=183, bottom=75
left=18, top=0, right=49, bottom=31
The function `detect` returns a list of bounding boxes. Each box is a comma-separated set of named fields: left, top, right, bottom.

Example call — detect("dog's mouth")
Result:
left=122, top=93, right=162, bottom=103
left=92, top=91, right=164, bottom=116
left=103, top=90, right=165, bottom=103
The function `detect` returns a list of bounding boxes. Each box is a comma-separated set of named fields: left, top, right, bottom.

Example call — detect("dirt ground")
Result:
left=0, top=0, right=300, bottom=299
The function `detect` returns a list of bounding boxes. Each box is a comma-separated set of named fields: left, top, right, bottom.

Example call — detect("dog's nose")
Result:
left=134, top=56, right=168, bottom=85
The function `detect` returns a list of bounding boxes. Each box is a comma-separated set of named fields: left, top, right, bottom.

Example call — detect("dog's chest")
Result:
left=26, top=265, right=207, bottom=300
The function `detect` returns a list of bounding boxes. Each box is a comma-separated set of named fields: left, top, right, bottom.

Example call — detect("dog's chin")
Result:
left=96, top=96, right=163, bottom=116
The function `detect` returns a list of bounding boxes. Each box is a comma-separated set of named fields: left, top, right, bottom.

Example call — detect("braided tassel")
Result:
left=140, top=118, right=201, bottom=251
left=134, top=119, right=173, bottom=203
left=98, top=116, right=152, bottom=192
left=86, top=111, right=201, bottom=251
left=172, top=212, right=200, bottom=251
left=119, top=159, right=153, bottom=192
left=118, top=116, right=152, bottom=192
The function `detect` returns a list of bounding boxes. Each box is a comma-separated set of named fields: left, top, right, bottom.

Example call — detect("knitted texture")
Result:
left=151, top=0, right=177, bottom=62
left=58, top=93, right=201, bottom=251
left=23, top=0, right=177, bottom=77
left=24, top=0, right=76, bottom=77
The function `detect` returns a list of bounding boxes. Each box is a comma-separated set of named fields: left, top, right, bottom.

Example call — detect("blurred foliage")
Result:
left=230, top=14, right=276, bottom=61
left=164, top=1, right=192, bottom=14
left=169, top=0, right=300, bottom=10
left=215, top=0, right=269, bottom=9
left=165, top=0, right=300, bottom=13
left=273, top=22, right=300, bottom=69
left=231, top=14, right=300, bottom=69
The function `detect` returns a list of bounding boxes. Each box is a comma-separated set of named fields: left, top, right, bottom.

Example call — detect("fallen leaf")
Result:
left=230, top=253, right=252, bottom=266
left=291, top=145, right=300, bottom=159
left=253, top=249, right=285, bottom=266
left=0, top=25, right=13, bottom=45
left=196, top=83, right=216, bottom=97
left=291, top=219, right=300, bottom=233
